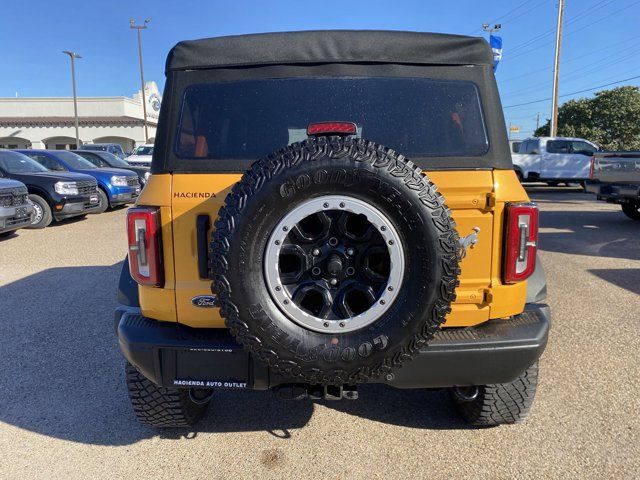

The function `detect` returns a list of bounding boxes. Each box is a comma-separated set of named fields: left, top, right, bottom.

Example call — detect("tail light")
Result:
left=503, top=202, right=538, bottom=284
left=127, top=207, right=163, bottom=287
left=307, top=121, right=357, bottom=137
left=589, top=156, right=596, bottom=179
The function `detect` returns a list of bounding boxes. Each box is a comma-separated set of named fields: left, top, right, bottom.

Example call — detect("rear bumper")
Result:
left=115, top=304, right=550, bottom=390
left=585, top=181, right=640, bottom=203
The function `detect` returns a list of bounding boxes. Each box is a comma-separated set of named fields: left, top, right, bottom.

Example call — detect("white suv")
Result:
left=126, top=144, right=154, bottom=166
left=512, top=136, right=598, bottom=184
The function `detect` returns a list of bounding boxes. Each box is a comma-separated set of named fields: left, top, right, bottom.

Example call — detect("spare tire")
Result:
left=210, top=136, right=460, bottom=385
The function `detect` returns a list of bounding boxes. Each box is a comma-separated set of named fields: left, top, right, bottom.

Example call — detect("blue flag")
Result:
left=490, top=34, right=502, bottom=72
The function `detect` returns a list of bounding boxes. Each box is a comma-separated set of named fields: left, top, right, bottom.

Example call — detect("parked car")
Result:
left=509, top=139, right=522, bottom=154
left=74, top=150, right=151, bottom=186
left=0, top=178, right=34, bottom=236
left=17, top=150, right=140, bottom=213
left=585, top=151, right=640, bottom=220
left=125, top=144, right=154, bottom=166
left=512, top=136, right=598, bottom=184
left=81, top=143, right=127, bottom=159
left=0, top=150, right=100, bottom=228
left=116, top=30, right=549, bottom=429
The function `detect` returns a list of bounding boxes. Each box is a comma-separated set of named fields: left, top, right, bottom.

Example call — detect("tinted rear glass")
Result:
left=175, top=77, right=489, bottom=160
left=0, top=151, right=49, bottom=173
left=53, top=151, right=97, bottom=169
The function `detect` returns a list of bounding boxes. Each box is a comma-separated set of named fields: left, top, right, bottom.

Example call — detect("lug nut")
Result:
left=346, top=248, right=355, bottom=256
left=330, top=278, right=338, bottom=286
left=312, top=248, right=321, bottom=256
left=328, top=237, right=338, bottom=247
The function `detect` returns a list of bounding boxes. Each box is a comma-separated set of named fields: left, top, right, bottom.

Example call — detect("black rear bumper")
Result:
left=115, top=304, right=550, bottom=390
left=585, top=180, right=640, bottom=203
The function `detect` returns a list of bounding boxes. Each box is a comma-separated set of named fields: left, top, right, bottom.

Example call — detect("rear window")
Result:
left=175, top=77, right=489, bottom=160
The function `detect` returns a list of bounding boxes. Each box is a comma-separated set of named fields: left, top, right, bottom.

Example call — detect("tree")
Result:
left=533, top=86, right=640, bottom=150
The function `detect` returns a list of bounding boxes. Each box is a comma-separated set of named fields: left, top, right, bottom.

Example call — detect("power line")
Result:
left=503, top=74, right=640, bottom=108
left=498, top=35, right=640, bottom=83
left=505, top=0, right=640, bottom=60
left=500, top=42, right=640, bottom=97
left=507, top=0, right=617, bottom=55
left=467, top=0, right=538, bottom=35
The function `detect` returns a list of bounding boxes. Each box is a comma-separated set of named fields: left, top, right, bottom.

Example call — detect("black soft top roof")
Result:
left=166, top=30, right=492, bottom=72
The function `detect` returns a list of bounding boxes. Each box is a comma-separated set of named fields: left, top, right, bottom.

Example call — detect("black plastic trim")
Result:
left=116, top=303, right=550, bottom=390
left=116, top=258, right=139, bottom=308
left=196, top=214, right=211, bottom=279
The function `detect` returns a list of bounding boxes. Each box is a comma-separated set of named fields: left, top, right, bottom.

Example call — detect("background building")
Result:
left=0, top=81, right=161, bottom=152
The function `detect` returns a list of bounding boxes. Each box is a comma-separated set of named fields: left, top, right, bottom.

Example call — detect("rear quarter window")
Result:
left=175, top=77, right=489, bottom=161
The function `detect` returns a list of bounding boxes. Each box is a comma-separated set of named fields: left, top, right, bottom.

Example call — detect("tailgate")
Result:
left=593, top=153, right=640, bottom=184
left=170, top=171, right=508, bottom=328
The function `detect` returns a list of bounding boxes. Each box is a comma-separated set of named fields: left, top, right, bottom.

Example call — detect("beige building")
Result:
left=0, top=81, right=161, bottom=152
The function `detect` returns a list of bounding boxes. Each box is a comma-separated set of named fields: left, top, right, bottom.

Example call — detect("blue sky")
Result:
left=1, top=0, right=638, bottom=136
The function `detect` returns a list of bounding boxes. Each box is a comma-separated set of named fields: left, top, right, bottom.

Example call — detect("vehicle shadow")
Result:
left=48, top=215, right=89, bottom=228
left=536, top=210, right=640, bottom=261
left=316, top=385, right=468, bottom=430
left=0, top=263, right=312, bottom=445
left=588, top=268, right=640, bottom=295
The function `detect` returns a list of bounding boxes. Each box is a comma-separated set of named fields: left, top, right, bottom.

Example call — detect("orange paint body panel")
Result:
left=136, top=169, right=529, bottom=328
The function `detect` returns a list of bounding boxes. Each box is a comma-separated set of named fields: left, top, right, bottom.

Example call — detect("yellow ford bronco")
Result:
left=116, top=30, right=549, bottom=428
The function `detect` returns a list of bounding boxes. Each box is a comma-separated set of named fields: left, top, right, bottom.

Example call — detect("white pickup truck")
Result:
left=512, top=136, right=598, bottom=185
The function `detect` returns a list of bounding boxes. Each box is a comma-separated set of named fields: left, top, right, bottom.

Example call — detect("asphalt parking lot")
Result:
left=0, top=188, right=638, bottom=479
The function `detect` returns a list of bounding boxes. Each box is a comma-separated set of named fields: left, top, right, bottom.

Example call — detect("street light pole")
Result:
left=130, top=18, right=151, bottom=144
left=550, top=0, right=565, bottom=137
left=62, top=51, right=81, bottom=148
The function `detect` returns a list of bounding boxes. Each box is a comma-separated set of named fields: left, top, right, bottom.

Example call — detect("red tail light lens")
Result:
left=127, top=207, right=163, bottom=287
left=589, top=156, right=595, bottom=179
left=307, top=122, right=357, bottom=137
left=504, top=202, right=538, bottom=284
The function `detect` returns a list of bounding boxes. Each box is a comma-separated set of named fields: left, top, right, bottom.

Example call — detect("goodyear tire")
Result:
left=125, top=363, right=210, bottom=427
left=449, top=361, right=539, bottom=426
left=210, top=137, right=460, bottom=385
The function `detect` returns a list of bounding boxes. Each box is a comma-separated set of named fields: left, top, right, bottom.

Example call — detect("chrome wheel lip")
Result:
left=264, top=195, right=405, bottom=334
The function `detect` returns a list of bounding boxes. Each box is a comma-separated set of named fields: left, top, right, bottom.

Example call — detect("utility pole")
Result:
left=62, top=51, right=82, bottom=148
left=550, top=0, right=565, bottom=137
left=536, top=112, right=541, bottom=131
left=130, top=18, right=151, bottom=144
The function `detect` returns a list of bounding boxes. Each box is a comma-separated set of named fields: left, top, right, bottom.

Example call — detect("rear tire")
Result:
left=449, top=361, right=539, bottom=426
left=27, top=194, right=52, bottom=229
left=621, top=202, right=640, bottom=221
left=125, top=362, right=210, bottom=428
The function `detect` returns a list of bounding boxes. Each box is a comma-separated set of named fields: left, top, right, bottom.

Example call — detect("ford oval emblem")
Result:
left=191, top=295, right=219, bottom=308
